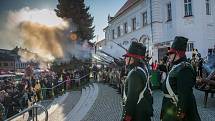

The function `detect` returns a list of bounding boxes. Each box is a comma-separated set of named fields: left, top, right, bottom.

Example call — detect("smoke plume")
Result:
left=6, top=7, right=68, bottom=62
left=19, top=21, right=64, bottom=61
left=0, top=7, right=92, bottom=68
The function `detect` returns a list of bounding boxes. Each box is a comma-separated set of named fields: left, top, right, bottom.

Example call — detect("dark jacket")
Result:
left=161, top=57, right=201, bottom=121
left=122, top=64, right=153, bottom=121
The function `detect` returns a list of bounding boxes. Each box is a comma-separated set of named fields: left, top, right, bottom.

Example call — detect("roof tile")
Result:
left=114, top=0, right=140, bottom=17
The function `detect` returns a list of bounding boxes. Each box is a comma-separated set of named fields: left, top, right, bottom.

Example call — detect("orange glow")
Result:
left=70, top=33, right=78, bottom=41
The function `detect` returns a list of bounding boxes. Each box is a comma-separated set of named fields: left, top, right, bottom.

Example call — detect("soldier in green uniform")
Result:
left=160, top=36, right=201, bottom=121
left=122, top=41, right=153, bottom=121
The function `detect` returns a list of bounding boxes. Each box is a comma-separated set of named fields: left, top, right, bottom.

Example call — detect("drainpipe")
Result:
left=150, top=0, right=153, bottom=43
left=150, top=0, right=153, bottom=57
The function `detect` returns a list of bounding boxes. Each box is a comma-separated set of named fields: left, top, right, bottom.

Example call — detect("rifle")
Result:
left=98, top=50, right=126, bottom=66
left=91, top=61, right=109, bottom=65
left=109, top=40, right=127, bottom=51
left=98, top=50, right=119, bottom=60
left=93, top=55, right=112, bottom=64
left=97, top=54, right=113, bottom=62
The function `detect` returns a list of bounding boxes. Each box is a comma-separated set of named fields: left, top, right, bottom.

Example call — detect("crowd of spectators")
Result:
left=0, top=65, right=90, bottom=120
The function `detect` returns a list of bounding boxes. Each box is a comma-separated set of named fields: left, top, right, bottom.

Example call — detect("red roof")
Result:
left=114, top=0, right=140, bottom=18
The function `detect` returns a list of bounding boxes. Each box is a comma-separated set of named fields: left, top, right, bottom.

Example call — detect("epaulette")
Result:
left=181, top=61, right=195, bottom=73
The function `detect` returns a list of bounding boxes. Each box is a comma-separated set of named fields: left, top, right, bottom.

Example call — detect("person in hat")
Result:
left=122, top=41, right=153, bottom=121
left=34, top=80, right=41, bottom=102
left=160, top=36, right=201, bottom=121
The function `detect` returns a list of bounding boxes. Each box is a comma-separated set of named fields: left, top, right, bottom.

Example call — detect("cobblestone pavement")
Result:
left=194, top=89, right=215, bottom=121
left=48, top=91, right=81, bottom=121
left=82, top=84, right=123, bottom=121
left=82, top=83, right=215, bottom=121
left=152, top=89, right=215, bottom=121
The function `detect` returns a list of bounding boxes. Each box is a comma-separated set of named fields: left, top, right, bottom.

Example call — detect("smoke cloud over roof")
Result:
left=0, top=7, right=92, bottom=67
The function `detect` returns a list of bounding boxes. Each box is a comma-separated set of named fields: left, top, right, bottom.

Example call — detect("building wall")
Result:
left=104, top=0, right=152, bottom=59
left=103, top=0, right=215, bottom=61
left=0, top=61, right=15, bottom=71
left=166, top=0, right=215, bottom=58
left=0, top=59, right=30, bottom=71
left=0, top=48, right=39, bottom=71
left=15, top=61, right=29, bottom=69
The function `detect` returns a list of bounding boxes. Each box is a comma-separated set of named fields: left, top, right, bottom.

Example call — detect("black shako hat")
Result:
left=123, top=41, right=146, bottom=59
left=168, top=36, right=188, bottom=54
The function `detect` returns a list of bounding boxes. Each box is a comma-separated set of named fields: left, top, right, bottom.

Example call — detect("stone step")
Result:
left=64, top=84, right=94, bottom=120
left=37, top=92, right=69, bottom=121
left=66, top=86, right=91, bottom=117
left=12, top=92, right=69, bottom=121
left=64, top=83, right=99, bottom=121
left=47, top=91, right=81, bottom=121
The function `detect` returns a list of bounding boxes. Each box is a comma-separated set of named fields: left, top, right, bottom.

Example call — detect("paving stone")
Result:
left=48, top=91, right=81, bottom=121
left=82, top=83, right=215, bottom=121
left=65, top=84, right=99, bottom=121
left=82, top=84, right=123, bottom=121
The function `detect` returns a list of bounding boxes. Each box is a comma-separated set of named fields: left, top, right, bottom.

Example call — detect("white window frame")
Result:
left=112, top=29, right=115, bottom=39
left=184, top=0, right=193, bottom=17
left=187, top=42, right=194, bottom=52
left=142, top=11, right=147, bottom=26
left=117, top=26, right=121, bottom=37
left=206, top=0, right=211, bottom=15
left=132, top=17, right=136, bottom=31
left=124, top=22, right=128, bottom=34
left=167, top=2, right=172, bottom=21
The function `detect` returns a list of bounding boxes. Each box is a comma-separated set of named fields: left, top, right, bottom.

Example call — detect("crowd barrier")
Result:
left=40, top=73, right=91, bottom=100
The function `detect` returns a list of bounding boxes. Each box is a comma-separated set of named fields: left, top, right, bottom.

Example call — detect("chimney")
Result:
left=108, top=14, right=112, bottom=22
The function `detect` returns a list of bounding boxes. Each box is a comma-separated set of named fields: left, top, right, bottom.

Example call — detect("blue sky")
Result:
left=85, top=0, right=126, bottom=42
left=0, top=0, right=126, bottom=43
